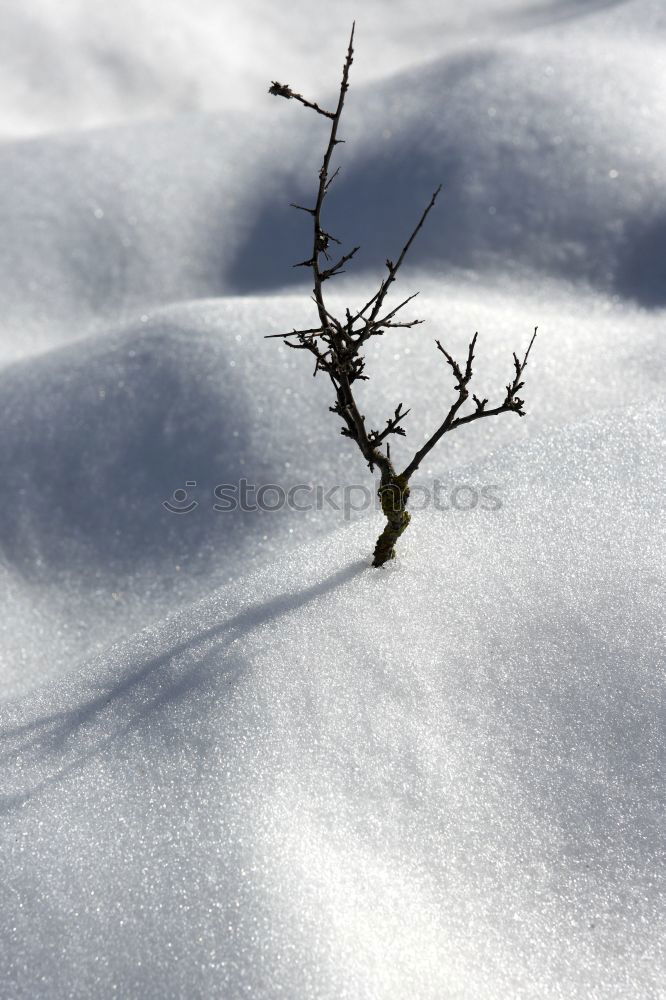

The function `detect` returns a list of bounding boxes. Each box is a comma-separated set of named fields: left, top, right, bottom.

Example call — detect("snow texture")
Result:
left=0, top=1, right=664, bottom=998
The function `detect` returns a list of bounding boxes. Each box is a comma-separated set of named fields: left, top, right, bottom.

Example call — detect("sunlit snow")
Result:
left=0, top=2, right=664, bottom=998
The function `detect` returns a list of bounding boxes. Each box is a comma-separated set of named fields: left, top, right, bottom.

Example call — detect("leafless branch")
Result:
left=320, top=245, right=360, bottom=281
left=264, top=326, right=325, bottom=340
left=268, top=27, right=537, bottom=566
left=353, top=187, right=442, bottom=326
left=268, top=82, right=335, bottom=120
left=369, top=404, right=412, bottom=446
left=290, top=203, right=316, bottom=216
left=402, top=328, right=538, bottom=480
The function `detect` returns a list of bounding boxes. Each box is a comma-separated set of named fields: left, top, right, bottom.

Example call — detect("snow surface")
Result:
left=0, top=1, right=664, bottom=997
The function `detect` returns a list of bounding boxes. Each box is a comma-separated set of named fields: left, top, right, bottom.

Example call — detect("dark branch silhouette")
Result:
left=267, top=25, right=537, bottom=566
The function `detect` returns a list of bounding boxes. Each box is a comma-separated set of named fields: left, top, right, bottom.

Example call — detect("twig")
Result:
left=402, top=328, right=538, bottom=479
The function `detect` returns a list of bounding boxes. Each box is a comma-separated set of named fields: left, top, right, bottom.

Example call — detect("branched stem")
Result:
left=267, top=27, right=537, bottom=566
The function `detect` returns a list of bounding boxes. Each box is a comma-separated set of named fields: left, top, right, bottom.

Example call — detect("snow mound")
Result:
left=246, top=34, right=666, bottom=304
left=1, top=404, right=663, bottom=999
left=1, top=3, right=664, bottom=994
left=1, top=283, right=660, bottom=697
left=3, top=8, right=666, bottom=349
left=0, top=319, right=253, bottom=582
left=4, top=0, right=637, bottom=139
left=0, top=112, right=289, bottom=346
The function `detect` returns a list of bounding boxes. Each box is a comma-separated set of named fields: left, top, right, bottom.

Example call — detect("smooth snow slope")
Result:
left=1, top=407, right=663, bottom=999
left=5, top=0, right=649, bottom=138
left=0, top=0, right=664, bottom=997
left=3, top=3, right=666, bottom=351
left=0, top=282, right=661, bottom=696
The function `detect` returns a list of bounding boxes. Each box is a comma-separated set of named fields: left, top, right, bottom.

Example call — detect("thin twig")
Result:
left=269, top=82, right=335, bottom=119
left=402, top=328, right=537, bottom=479
left=353, top=186, right=442, bottom=325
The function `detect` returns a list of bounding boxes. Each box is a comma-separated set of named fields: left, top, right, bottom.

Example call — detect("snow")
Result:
left=0, top=1, right=664, bottom=997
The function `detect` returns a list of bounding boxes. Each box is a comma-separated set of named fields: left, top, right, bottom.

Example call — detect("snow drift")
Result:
left=1, top=406, right=663, bottom=998
left=1, top=0, right=664, bottom=996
